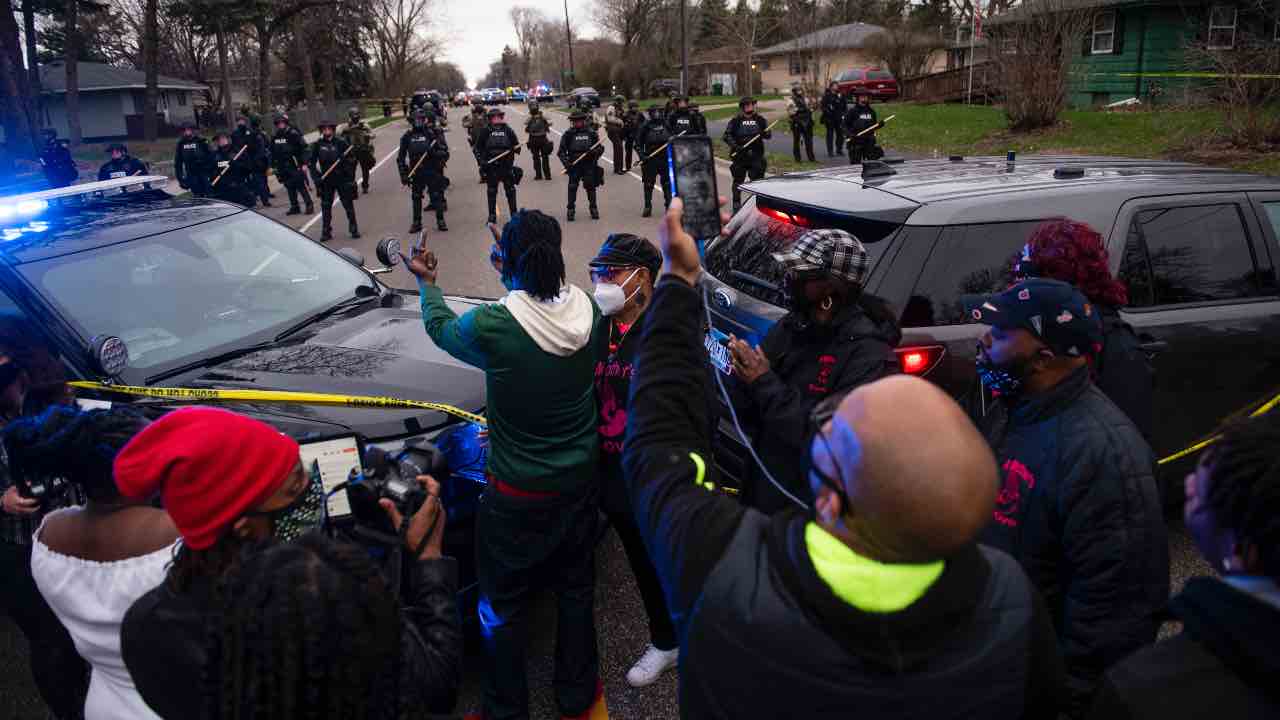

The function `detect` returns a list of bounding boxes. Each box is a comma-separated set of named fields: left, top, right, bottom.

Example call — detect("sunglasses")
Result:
left=588, top=265, right=634, bottom=283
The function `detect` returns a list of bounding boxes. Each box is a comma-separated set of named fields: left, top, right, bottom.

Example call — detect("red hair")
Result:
left=1023, top=219, right=1129, bottom=308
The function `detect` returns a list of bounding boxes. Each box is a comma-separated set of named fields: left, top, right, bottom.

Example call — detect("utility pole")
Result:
left=564, top=0, right=575, bottom=88
left=680, top=0, right=688, bottom=94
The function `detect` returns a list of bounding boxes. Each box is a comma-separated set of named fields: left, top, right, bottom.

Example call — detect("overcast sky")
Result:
left=439, top=0, right=602, bottom=88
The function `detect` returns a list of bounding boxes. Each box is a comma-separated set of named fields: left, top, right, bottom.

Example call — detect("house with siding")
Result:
left=753, top=22, right=889, bottom=93
left=39, top=62, right=207, bottom=141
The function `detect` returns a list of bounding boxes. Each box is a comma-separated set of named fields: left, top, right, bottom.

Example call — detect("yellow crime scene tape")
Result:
left=68, top=382, right=487, bottom=426
left=1157, top=388, right=1280, bottom=466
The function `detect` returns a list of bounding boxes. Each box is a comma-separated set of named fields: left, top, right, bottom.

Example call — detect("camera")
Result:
left=348, top=436, right=448, bottom=538
left=16, top=472, right=72, bottom=508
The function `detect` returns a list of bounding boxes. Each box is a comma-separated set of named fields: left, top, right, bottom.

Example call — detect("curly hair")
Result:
left=1203, top=412, right=1280, bottom=581
left=204, top=533, right=403, bottom=720
left=1022, top=219, right=1129, bottom=308
left=3, top=405, right=148, bottom=503
left=499, top=209, right=566, bottom=301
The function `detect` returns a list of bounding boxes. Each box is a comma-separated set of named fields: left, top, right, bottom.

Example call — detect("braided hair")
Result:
left=1203, top=412, right=1280, bottom=580
left=204, top=533, right=403, bottom=720
left=2, top=405, right=148, bottom=503
left=499, top=209, right=566, bottom=301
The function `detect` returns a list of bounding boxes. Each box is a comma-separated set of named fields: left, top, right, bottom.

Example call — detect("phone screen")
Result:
left=667, top=136, right=722, bottom=244
left=298, top=435, right=361, bottom=520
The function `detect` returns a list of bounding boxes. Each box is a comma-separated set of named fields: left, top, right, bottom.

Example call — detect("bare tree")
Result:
left=509, top=6, right=543, bottom=88
left=1, top=7, right=39, bottom=157
left=366, top=0, right=439, bottom=96
left=141, top=0, right=159, bottom=139
left=714, top=0, right=781, bottom=97
left=64, top=0, right=81, bottom=143
left=247, top=0, right=336, bottom=112
left=987, top=0, right=1095, bottom=131
left=1182, top=1, right=1280, bottom=147
left=864, top=18, right=945, bottom=81
left=593, top=0, right=665, bottom=51
left=293, top=15, right=315, bottom=101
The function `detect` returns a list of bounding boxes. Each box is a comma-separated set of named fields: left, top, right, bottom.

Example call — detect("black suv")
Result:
left=703, top=157, right=1280, bottom=495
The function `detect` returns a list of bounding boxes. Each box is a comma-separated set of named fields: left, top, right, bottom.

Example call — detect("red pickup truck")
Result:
left=833, top=68, right=899, bottom=100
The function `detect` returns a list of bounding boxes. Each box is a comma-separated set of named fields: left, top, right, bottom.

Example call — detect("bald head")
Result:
left=812, top=375, right=997, bottom=563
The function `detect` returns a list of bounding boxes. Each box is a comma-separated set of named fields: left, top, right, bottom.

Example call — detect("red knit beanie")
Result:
left=114, top=407, right=300, bottom=550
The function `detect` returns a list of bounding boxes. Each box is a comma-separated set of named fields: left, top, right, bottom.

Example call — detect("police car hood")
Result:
left=177, top=295, right=486, bottom=441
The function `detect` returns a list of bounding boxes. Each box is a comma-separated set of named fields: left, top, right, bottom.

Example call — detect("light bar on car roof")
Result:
left=0, top=175, right=170, bottom=211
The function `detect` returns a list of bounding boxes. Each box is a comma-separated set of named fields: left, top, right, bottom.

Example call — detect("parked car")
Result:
left=833, top=67, right=899, bottom=100
left=467, top=89, right=485, bottom=104
left=649, top=78, right=681, bottom=96
left=566, top=87, right=600, bottom=108
left=703, top=157, right=1280, bottom=504
left=507, top=87, right=527, bottom=102
left=481, top=87, right=508, bottom=105
left=453, top=91, right=469, bottom=107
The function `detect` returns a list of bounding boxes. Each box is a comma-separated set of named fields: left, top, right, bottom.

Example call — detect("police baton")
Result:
left=405, top=143, right=435, bottom=180
left=319, top=145, right=354, bottom=181
left=485, top=149, right=514, bottom=165
left=643, top=131, right=687, bottom=162
left=729, top=119, right=781, bottom=158
left=560, top=140, right=605, bottom=174
left=210, top=145, right=248, bottom=187
left=292, top=156, right=312, bottom=189
left=852, top=114, right=896, bottom=140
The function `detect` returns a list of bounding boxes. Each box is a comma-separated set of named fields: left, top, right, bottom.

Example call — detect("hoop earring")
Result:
left=820, top=296, right=834, bottom=312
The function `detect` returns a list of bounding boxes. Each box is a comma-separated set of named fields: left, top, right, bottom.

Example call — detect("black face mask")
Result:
left=975, top=342, right=1042, bottom=397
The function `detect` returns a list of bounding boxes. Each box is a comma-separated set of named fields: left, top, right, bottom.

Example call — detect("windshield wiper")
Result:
left=144, top=340, right=278, bottom=385
left=273, top=286, right=379, bottom=343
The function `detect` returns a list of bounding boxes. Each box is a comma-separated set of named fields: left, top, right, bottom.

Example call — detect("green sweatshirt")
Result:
left=419, top=282, right=601, bottom=494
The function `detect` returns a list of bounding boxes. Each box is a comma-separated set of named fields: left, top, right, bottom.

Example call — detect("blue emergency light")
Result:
left=0, top=176, right=170, bottom=239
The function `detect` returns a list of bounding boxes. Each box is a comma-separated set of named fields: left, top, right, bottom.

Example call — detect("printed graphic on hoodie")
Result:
left=994, top=458, right=1036, bottom=527
left=595, top=356, right=634, bottom=456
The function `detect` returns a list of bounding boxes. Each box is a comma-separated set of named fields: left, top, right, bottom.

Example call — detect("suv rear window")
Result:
left=867, top=70, right=894, bottom=80
left=836, top=70, right=864, bottom=82
left=705, top=198, right=896, bottom=306
left=905, top=221, right=1041, bottom=326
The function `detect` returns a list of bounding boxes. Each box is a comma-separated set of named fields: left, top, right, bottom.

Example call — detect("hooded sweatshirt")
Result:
left=419, top=282, right=600, bottom=493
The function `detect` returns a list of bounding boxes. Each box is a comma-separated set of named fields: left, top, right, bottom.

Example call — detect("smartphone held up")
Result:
left=667, top=136, right=722, bottom=252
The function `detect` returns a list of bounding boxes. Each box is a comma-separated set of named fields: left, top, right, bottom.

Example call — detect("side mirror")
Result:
left=89, top=335, right=129, bottom=376
left=337, top=247, right=366, bottom=268
left=375, top=236, right=402, bottom=268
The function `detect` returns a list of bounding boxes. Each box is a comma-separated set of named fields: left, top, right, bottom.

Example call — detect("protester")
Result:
left=119, top=407, right=324, bottom=720
left=0, top=313, right=91, bottom=720
left=1090, top=412, right=1280, bottom=719
left=588, top=234, right=678, bottom=687
left=205, top=482, right=462, bottom=720
left=8, top=406, right=178, bottom=720
left=726, top=229, right=900, bottom=514
left=967, top=278, right=1169, bottom=718
left=407, top=210, right=602, bottom=720
left=619, top=199, right=1064, bottom=718
left=1013, top=218, right=1153, bottom=441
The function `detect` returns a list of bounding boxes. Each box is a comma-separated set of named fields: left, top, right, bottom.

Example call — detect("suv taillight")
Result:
left=895, top=345, right=945, bottom=376
left=758, top=206, right=812, bottom=227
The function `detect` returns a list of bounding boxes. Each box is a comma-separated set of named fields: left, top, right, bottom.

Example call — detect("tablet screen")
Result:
left=298, top=435, right=361, bottom=520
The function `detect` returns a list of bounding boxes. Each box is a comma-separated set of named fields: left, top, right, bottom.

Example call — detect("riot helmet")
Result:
left=487, top=107, right=505, bottom=124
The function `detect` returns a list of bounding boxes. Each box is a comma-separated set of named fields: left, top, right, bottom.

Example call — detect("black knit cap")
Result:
left=589, top=233, right=662, bottom=277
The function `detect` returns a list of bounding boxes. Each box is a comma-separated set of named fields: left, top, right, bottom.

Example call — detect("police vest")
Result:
left=485, top=127, right=513, bottom=154
left=406, top=131, right=432, bottom=161
left=271, top=134, right=294, bottom=162
left=643, top=122, right=670, bottom=148
left=733, top=116, right=763, bottom=143
left=179, top=141, right=204, bottom=161
left=527, top=116, right=549, bottom=136
left=792, top=100, right=812, bottom=119
left=857, top=111, right=875, bottom=123
left=670, top=112, right=694, bottom=134
left=566, top=129, right=595, bottom=155
left=315, top=141, right=341, bottom=166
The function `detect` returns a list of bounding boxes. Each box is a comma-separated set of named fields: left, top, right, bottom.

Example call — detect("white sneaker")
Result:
left=625, top=644, right=678, bottom=687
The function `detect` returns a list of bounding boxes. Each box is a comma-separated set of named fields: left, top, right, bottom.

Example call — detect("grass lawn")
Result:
left=70, top=138, right=176, bottom=167
left=701, top=106, right=740, bottom=122
left=367, top=114, right=401, bottom=130
left=711, top=144, right=814, bottom=175
left=689, top=93, right=781, bottom=106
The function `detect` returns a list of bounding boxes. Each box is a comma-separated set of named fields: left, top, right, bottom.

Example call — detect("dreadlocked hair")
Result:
left=204, top=533, right=403, bottom=720
left=1203, top=411, right=1280, bottom=580
left=2, top=405, right=148, bottom=503
left=166, top=532, right=252, bottom=594
left=500, top=209, right=566, bottom=301
left=1024, top=219, right=1129, bottom=308
left=0, top=311, right=71, bottom=416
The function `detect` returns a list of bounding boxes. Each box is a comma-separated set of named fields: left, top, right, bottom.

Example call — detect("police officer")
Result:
left=605, top=95, right=627, bottom=174
left=398, top=108, right=451, bottom=233
left=524, top=100, right=554, bottom=181
left=231, top=114, right=270, bottom=206
left=622, top=100, right=643, bottom=172
left=788, top=85, right=816, bottom=163
left=723, top=96, right=771, bottom=212
left=820, top=81, right=847, bottom=158
left=410, top=88, right=430, bottom=113
left=39, top=128, right=78, bottom=188
left=688, top=102, right=708, bottom=135
left=173, top=122, right=211, bottom=197
left=308, top=118, right=360, bottom=242
left=843, top=91, right=880, bottom=164
left=462, top=100, right=488, bottom=180
left=270, top=113, right=314, bottom=215
left=250, top=114, right=273, bottom=201
left=208, top=131, right=255, bottom=206
left=558, top=110, right=604, bottom=222
left=97, top=143, right=148, bottom=181
left=473, top=107, right=521, bottom=224
left=666, top=95, right=695, bottom=138
left=382, top=99, right=392, bottom=118
left=341, top=106, right=377, bottom=194
left=635, top=103, right=672, bottom=217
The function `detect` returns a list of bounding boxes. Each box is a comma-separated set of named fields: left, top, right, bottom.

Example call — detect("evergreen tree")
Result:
left=755, top=0, right=785, bottom=46
left=699, top=0, right=728, bottom=46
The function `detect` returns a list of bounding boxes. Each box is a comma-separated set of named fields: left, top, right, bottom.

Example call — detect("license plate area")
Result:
left=705, top=330, right=733, bottom=376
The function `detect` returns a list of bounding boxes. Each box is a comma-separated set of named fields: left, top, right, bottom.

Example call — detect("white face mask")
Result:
left=593, top=268, right=640, bottom=316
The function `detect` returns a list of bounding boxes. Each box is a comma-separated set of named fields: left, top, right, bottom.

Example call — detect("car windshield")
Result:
left=705, top=197, right=897, bottom=306
left=836, top=70, right=863, bottom=81
left=19, top=211, right=372, bottom=375
left=867, top=70, right=894, bottom=80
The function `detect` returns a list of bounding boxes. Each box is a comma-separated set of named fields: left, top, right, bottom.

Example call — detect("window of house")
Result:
left=1092, top=11, right=1116, bottom=53
left=1208, top=5, right=1237, bottom=49
left=759, top=59, right=770, bottom=70
left=908, top=221, right=1043, bottom=326
left=788, top=54, right=808, bottom=76
left=177, top=92, right=187, bottom=107
left=1119, top=203, right=1264, bottom=307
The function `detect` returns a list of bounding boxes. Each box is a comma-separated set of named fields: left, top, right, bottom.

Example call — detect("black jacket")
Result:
left=623, top=278, right=1064, bottom=719
left=308, top=136, right=354, bottom=186
left=820, top=90, right=847, bottom=125
left=122, top=557, right=462, bottom=719
left=742, top=302, right=900, bottom=514
left=1089, top=577, right=1280, bottom=720
left=1095, top=307, right=1154, bottom=442
left=844, top=103, right=878, bottom=140
left=594, top=314, right=643, bottom=515
left=174, top=135, right=211, bottom=185
left=974, top=366, right=1169, bottom=718
left=40, top=140, right=78, bottom=187
left=97, top=155, right=148, bottom=181
left=722, top=113, right=771, bottom=158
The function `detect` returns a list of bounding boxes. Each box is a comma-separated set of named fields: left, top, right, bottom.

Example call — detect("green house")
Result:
left=1066, top=0, right=1280, bottom=107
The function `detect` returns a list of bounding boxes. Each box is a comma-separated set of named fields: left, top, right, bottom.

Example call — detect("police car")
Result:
left=0, top=177, right=489, bottom=584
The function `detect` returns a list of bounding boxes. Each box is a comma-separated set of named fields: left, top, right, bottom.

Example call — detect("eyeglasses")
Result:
left=589, top=265, right=634, bottom=283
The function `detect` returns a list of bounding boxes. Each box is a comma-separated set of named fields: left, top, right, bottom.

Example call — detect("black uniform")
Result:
left=308, top=133, right=360, bottom=241
left=820, top=89, right=848, bottom=158
left=788, top=92, right=816, bottom=162
left=474, top=121, right=521, bottom=223
left=635, top=112, right=672, bottom=216
left=723, top=112, right=771, bottom=211
left=604, top=101, right=627, bottom=174
left=398, top=122, right=451, bottom=232
left=40, top=137, right=78, bottom=188
left=174, top=133, right=211, bottom=196
left=97, top=155, right=148, bottom=181
left=557, top=122, right=604, bottom=221
left=621, top=105, right=643, bottom=171
left=843, top=101, right=881, bottom=164
left=524, top=112, right=554, bottom=180
left=208, top=143, right=255, bottom=206
left=270, top=125, right=314, bottom=214
left=689, top=106, right=708, bottom=135
left=231, top=124, right=270, bottom=205
left=666, top=107, right=696, bottom=138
